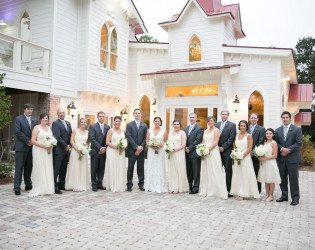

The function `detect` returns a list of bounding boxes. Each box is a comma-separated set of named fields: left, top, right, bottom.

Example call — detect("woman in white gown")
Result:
left=230, top=120, right=260, bottom=200
left=144, top=117, right=168, bottom=193
left=199, top=116, right=228, bottom=199
left=29, top=113, right=55, bottom=197
left=167, top=120, right=189, bottom=194
left=257, top=128, right=281, bottom=202
left=105, top=116, right=126, bottom=192
left=65, top=118, right=90, bottom=191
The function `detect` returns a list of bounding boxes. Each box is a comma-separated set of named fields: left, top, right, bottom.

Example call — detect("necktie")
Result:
left=284, top=126, right=288, bottom=141
left=27, top=116, right=31, bottom=128
left=101, top=124, right=104, bottom=134
left=220, top=122, right=225, bottom=133
left=62, top=120, right=67, bottom=130
left=188, top=125, right=193, bottom=135
left=136, top=122, right=140, bottom=129
left=250, top=125, right=254, bottom=135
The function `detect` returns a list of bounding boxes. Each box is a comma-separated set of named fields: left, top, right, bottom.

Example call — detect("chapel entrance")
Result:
left=139, top=95, right=150, bottom=128
left=248, top=91, right=264, bottom=126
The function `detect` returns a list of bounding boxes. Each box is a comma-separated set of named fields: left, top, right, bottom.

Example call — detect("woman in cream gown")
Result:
left=199, top=116, right=228, bottom=199
left=230, top=120, right=260, bottom=200
left=167, top=120, right=189, bottom=194
left=65, top=118, right=90, bottom=191
left=29, top=113, right=55, bottom=197
left=105, top=116, right=126, bottom=192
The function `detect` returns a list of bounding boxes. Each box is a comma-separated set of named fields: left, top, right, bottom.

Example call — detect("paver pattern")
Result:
left=0, top=170, right=314, bottom=249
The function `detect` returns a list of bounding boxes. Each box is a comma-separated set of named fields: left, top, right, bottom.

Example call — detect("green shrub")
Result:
left=0, top=160, right=14, bottom=179
left=301, top=135, right=315, bottom=167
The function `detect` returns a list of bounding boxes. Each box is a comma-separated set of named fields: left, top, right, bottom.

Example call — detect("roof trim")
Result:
left=140, top=64, right=240, bottom=76
left=129, top=41, right=169, bottom=45
left=130, top=0, right=148, bottom=34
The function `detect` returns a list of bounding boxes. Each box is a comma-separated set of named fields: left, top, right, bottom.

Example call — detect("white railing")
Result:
left=0, top=32, right=51, bottom=77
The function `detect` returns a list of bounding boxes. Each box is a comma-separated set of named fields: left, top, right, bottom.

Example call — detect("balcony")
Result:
left=0, top=32, right=51, bottom=77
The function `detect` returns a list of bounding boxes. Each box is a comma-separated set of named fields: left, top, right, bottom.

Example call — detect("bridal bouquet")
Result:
left=196, top=144, right=210, bottom=160
left=43, top=136, right=57, bottom=154
left=163, top=142, right=176, bottom=159
left=116, top=138, right=128, bottom=155
left=148, top=138, right=163, bottom=154
left=77, top=143, right=90, bottom=160
left=230, top=148, right=244, bottom=165
left=253, top=145, right=267, bottom=166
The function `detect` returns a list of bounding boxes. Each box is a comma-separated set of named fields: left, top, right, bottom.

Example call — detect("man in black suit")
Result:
left=126, top=108, right=148, bottom=192
left=247, top=113, right=265, bottom=193
left=275, top=111, right=302, bottom=206
left=52, top=108, right=72, bottom=194
left=215, top=110, right=236, bottom=196
left=184, top=113, right=204, bottom=194
left=89, top=111, right=109, bottom=192
left=13, top=103, right=38, bottom=195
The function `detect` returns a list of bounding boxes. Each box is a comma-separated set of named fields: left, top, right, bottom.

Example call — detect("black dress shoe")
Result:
left=14, top=190, right=21, bottom=195
left=97, top=186, right=106, bottom=190
left=25, top=186, right=32, bottom=191
left=92, top=188, right=98, bottom=192
left=139, top=187, right=145, bottom=191
left=189, top=191, right=197, bottom=194
left=276, top=197, right=288, bottom=202
left=55, top=189, right=62, bottom=194
left=228, top=194, right=233, bottom=198
left=127, top=188, right=132, bottom=192
left=59, top=187, right=66, bottom=191
left=290, top=200, right=299, bottom=206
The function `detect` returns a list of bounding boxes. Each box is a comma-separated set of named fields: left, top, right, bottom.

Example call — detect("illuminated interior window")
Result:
left=100, top=21, right=118, bottom=71
left=165, top=85, right=218, bottom=97
left=189, top=35, right=201, bottom=62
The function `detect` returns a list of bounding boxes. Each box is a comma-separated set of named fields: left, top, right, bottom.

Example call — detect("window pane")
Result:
left=174, top=108, right=188, bottom=129
left=101, top=24, right=108, bottom=50
left=166, top=108, right=170, bottom=133
left=111, top=29, right=117, bottom=54
left=189, top=35, right=201, bottom=62
left=194, top=108, right=208, bottom=130
left=110, top=53, right=117, bottom=71
left=165, top=85, right=218, bottom=97
left=100, top=50, right=107, bottom=68
left=213, top=108, right=218, bottom=122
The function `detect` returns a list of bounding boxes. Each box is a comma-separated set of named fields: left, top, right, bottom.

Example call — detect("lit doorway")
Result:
left=139, top=95, right=150, bottom=128
left=248, top=91, right=264, bottom=126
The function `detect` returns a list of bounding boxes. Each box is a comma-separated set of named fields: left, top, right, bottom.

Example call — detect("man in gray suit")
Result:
left=275, top=111, right=302, bottom=206
left=215, top=110, right=236, bottom=196
left=13, top=103, right=38, bottom=195
left=247, top=113, right=265, bottom=193
left=89, top=111, right=109, bottom=192
left=126, top=108, right=148, bottom=192
left=184, top=113, right=204, bottom=194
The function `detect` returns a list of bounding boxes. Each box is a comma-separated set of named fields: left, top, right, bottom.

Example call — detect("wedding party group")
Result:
left=13, top=103, right=302, bottom=206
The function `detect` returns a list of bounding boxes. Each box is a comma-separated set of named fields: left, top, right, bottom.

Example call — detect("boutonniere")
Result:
left=31, top=119, right=35, bottom=122
left=225, top=123, right=229, bottom=127
left=192, top=127, right=195, bottom=131
left=255, top=127, right=259, bottom=132
left=289, top=128, right=293, bottom=131
left=104, top=125, right=107, bottom=129
left=141, top=124, right=143, bottom=127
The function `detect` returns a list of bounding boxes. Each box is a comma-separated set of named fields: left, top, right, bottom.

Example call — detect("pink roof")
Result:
left=140, top=64, right=240, bottom=76
left=294, top=112, right=312, bottom=123
left=288, top=84, right=313, bottom=102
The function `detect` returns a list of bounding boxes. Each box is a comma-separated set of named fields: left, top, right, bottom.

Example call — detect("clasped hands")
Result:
left=135, top=146, right=143, bottom=156
left=281, top=148, right=291, bottom=156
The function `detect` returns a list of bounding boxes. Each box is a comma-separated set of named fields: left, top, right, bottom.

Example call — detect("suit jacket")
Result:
left=247, top=124, right=265, bottom=150
left=126, top=121, right=147, bottom=156
left=14, top=115, right=38, bottom=152
left=215, top=121, right=236, bottom=153
left=184, top=124, right=204, bottom=159
left=89, top=123, right=110, bottom=157
left=52, top=119, right=72, bottom=155
left=275, top=124, right=302, bottom=164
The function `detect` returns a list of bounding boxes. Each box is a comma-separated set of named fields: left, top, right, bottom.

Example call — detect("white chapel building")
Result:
left=0, top=0, right=312, bottom=139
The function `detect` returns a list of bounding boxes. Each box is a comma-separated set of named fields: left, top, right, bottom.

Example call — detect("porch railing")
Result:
left=0, top=32, right=51, bottom=77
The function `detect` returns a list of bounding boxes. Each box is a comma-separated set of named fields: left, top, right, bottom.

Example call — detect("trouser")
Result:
left=14, top=150, right=33, bottom=191
left=53, top=153, right=69, bottom=189
left=127, top=153, right=145, bottom=188
left=90, top=154, right=106, bottom=189
left=186, top=156, right=201, bottom=192
left=278, top=161, right=300, bottom=201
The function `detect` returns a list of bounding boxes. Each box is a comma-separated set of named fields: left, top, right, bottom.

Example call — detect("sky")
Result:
left=133, top=0, right=315, bottom=49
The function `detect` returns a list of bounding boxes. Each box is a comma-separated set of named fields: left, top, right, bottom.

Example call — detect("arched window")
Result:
left=100, top=21, right=118, bottom=71
left=189, top=35, right=201, bottom=62
left=20, top=11, right=31, bottom=62
left=248, top=91, right=264, bottom=126
left=139, top=95, right=150, bottom=128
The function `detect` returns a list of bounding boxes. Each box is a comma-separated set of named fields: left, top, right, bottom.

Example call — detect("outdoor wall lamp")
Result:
left=120, top=108, right=128, bottom=115
left=233, top=95, right=240, bottom=113
left=67, top=101, right=77, bottom=119
left=152, top=98, right=156, bottom=105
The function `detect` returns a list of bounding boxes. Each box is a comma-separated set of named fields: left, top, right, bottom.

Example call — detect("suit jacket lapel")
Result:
left=96, top=123, right=103, bottom=136
left=22, top=115, right=31, bottom=131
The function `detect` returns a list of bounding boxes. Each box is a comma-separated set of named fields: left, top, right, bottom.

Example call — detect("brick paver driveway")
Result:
left=0, top=170, right=314, bottom=249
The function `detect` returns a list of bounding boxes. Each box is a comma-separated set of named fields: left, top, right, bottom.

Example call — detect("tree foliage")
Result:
left=0, top=73, right=12, bottom=130
left=138, top=35, right=158, bottom=43
left=294, top=36, right=315, bottom=90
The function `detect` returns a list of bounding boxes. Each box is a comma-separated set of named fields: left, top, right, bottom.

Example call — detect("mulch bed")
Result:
left=0, top=176, right=14, bottom=185
left=299, top=166, right=315, bottom=172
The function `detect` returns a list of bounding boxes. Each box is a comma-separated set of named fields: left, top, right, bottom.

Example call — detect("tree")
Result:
left=138, top=35, right=158, bottom=43
left=0, top=73, right=12, bottom=130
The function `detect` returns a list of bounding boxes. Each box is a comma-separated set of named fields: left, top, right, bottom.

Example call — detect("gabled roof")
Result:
left=158, top=0, right=245, bottom=38
left=129, top=0, right=148, bottom=34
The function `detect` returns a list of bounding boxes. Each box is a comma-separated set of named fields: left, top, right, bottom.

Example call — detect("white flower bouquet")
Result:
left=253, top=145, right=267, bottom=166
left=230, top=148, right=244, bottom=165
left=148, top=137, right=163, bottom=154
left=43, top=136, right=57, bottom=154
left=77, top=143, right=90, bottom=160
left=163, top=142, right=176, bottom=159
left=196, top=144, right=210, bottom=160
left=116, top=138, right=128, bottom=155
